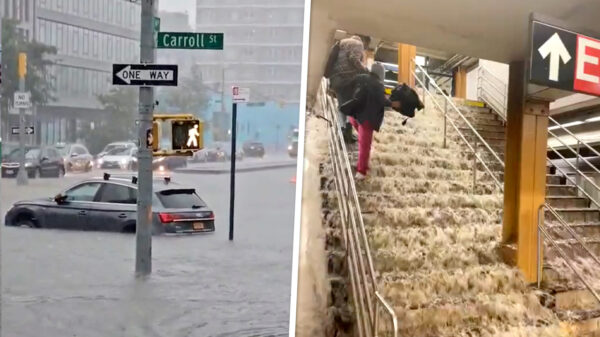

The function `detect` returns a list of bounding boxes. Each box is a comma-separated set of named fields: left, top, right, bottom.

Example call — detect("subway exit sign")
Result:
left=157, top=32, right=224, bottom=50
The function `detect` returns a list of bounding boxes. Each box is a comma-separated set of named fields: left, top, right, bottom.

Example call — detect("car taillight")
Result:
left=208, top=212, right=215, bottom=220
left=158, top=213, right=180, bottom=223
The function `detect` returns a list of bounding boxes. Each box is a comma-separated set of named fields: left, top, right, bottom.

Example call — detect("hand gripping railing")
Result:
left=411, top=60, right=505, bottom=192
left=537, top=204, right=600, bottom=304
left=318, top=78, right=398, bottom=337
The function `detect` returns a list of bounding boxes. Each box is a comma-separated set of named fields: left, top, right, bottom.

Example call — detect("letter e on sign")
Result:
left=574, top=35, right=600, bottom=96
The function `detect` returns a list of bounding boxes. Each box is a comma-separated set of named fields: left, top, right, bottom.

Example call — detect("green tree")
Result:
left=78, top=88, right=138, bottom=154
left=164, top=65, right=210, bottom=117
left=0, top=19, right=57, bottom=115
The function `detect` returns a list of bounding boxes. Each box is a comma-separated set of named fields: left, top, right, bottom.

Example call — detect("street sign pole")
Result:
left=229, top=102, right=237, bottom=241
left=16, top=53, right=28, bottom=186
left=135, top=0, right=157, bottom=277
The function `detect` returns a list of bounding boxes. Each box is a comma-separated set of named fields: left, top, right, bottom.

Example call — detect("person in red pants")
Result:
left=348, top=101, right=401, bottom=180
left=340, top=74, right=422, bottom=180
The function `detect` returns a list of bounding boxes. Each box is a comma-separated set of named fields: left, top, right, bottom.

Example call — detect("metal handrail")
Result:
left=479, top=66, right=507, bottom=93
left=415, top=62, right=505, bottom=168
left=477, top=66, right=508, bottom=120
left=411, top=60, right=504, bottom=192
left=537, top=204, right=600, bottom=304
left=549, top=158, right=600, bottom=210
left=318, top=78, right=398, bottom=337
left=476, top=66, right=600, bottom=208
left=548, top=116, right=600, bottom=159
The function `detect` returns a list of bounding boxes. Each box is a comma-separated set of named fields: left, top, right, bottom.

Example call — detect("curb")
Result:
left=174, top=162, right=297, bottom=175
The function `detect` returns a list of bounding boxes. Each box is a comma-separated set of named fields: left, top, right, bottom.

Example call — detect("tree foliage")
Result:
left=164, top=65, right=210, bottom=117
left=0, top=19, right=57, bottom=114
left=78, top=88, right=139, bottom=154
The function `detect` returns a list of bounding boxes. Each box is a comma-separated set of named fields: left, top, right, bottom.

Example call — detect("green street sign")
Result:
left=157, top=32, right=224, bottom=50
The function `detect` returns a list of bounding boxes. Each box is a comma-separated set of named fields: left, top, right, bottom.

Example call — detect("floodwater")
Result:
left=1, top=167, right=296, bottom=337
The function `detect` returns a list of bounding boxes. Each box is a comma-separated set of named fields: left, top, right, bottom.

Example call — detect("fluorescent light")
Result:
left=585, top=116, right=600, bottom=122
left=415, top=56, right=426, bottom=66
left=548, top=121, right=583, bottom=130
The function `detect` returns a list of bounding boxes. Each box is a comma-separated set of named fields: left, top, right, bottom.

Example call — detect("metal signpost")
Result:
left=133, top=0, right=160, bottom=277
left=16, top=53, right=28, bottom=186
left=529, top=16, right=600, bottom=96
left=229, top=86, right=250, bottom=241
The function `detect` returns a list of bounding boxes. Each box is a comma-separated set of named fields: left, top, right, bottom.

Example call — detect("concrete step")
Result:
left=470, top=124, right=506, bottom=133
left=460, top=109, right=496, bottom=118
left=555, top=289, right=600, bottom=312
left=546, top=196, right=590, bottom=208
left=547, top=184, right=578, bottom=196
left=465, top=136, right=505, bottom=147
left=460, top=105, right=493, bottom=114
left=546, top=208, right=600, bottom=223
left=545, top=239, right=600, bottom=263
left=546, top=174, right=564, bottom=185
left=458, top=128, right=506, bottom=140
left=465, top=116, right=504, bottom=127
left=547, top=223, right=600, bottom=241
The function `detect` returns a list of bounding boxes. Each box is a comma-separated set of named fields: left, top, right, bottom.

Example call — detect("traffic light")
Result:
left=151, top=121, right=160, bottom=151
left=18, top=53, right=27, bottom=78
left=172, top=119, right=203, bottom=151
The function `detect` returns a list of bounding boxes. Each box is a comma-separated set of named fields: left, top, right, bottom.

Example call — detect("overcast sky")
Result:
left=159, top=0, right=196, bottom=27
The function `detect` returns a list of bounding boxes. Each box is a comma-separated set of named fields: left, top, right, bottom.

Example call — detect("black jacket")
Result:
left=339, top=73, right=390, bottom=131
left=339, top=75, right=424, bottom=131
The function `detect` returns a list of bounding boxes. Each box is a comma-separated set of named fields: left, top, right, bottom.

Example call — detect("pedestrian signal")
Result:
left=172, top=119, right=203, bottom=151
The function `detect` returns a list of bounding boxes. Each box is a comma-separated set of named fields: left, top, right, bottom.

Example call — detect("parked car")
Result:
left=1, top=146, right=65, bottom=178
left=288, top=128, right=299, bottom=157
left=56, top=143, right=94, bottom=172
left=95, top=141, right=136, bottom=168
left=97, top=147, right=138, bottom=170
left=152, top=156, right=188, bottom=171
left=4, top=175, right=215, bottom=234
left=217, top=142, right=244, bottom=161
left=190, top=143, right=223, bottom=163
left=242, top=141, right=265, bottom=158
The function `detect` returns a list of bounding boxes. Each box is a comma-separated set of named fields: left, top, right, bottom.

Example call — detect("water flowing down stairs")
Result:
left=457, top=100, right=600, bottom=336
left=333, top=102, right=568, bottom=336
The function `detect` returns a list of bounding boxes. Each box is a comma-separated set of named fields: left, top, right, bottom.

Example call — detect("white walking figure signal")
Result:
left=187, top=124, right=200, bottom=147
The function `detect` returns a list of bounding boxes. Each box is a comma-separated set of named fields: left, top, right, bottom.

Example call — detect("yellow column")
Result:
left=503, top=61, right=549, bottom=283
left=454, top=66, right=467, bottom=99
left=365, top=49, right=375, bottom=69
left=397, top=43, right=416, bottom=87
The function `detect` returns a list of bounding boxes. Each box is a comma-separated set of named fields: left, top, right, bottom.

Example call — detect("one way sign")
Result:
left=112, top=64, right=178, bottom=86
left=530, top=18, right=600, bottom=97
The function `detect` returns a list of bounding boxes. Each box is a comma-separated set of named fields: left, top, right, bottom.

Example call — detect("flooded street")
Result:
left=1, top=168, right=296, bottom=337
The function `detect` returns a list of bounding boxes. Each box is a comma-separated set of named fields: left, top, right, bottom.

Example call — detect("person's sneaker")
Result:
left=355, top=172, right=367, bottom=181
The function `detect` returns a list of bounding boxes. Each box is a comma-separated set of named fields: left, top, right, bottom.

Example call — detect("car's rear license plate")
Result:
left=193, top=222, right=204, bottom=230
left=5, top=169, right=14, bottom=174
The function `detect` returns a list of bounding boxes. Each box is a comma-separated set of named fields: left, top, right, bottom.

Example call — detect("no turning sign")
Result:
left=530, top=19, right=600, bottom=96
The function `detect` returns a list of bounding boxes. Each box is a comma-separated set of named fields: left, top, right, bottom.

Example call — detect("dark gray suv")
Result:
left=5, top=175, right=215, bottom=234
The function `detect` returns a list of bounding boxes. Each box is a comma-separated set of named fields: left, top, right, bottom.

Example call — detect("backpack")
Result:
left=389, top=84, right=424, bottom=118
left=323, top=41, right=340, bottom=79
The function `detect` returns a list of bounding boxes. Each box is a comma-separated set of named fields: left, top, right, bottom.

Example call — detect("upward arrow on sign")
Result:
left=538, top=32, right=572, bottom=82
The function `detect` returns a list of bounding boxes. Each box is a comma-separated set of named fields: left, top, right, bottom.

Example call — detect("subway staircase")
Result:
left=336, top=101, right=567, bottom=336
left=457, top=100, right=600, bottom=336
